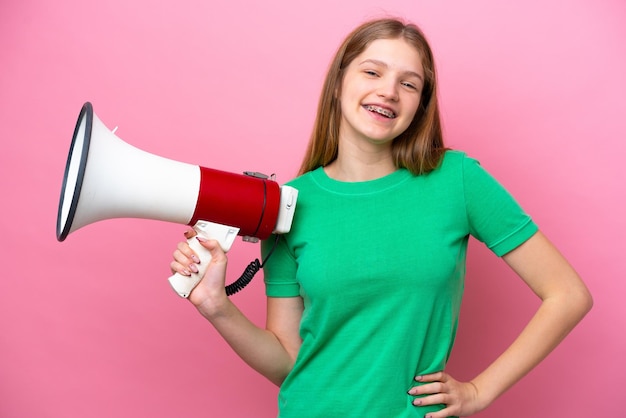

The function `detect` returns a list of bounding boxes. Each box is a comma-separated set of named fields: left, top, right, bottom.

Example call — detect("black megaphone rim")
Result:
left=56, top=102, right=93, bottom=241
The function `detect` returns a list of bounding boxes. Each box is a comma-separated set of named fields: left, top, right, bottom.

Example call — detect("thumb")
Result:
left=196, top=236, right=227, bottom=262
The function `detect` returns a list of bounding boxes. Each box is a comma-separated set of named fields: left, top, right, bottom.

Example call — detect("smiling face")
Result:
left=337, top=38, right=424, bottom=149
left=299, top=18, right=444, bottom=177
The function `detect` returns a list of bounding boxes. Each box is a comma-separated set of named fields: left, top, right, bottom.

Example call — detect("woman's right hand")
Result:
left=170, top=229, right=229, bottom=314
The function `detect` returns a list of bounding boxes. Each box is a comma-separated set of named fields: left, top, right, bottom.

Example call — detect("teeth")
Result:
left=365, top=105, right=396, bottom=119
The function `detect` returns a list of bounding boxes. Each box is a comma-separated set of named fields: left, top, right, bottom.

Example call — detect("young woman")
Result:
left=170, top=18, right=592, bottom=418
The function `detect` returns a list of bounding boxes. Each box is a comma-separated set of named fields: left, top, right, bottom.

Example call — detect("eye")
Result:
left=401, top=81, right=422, bottom=93
left=364, top=70, right=379, bottom=77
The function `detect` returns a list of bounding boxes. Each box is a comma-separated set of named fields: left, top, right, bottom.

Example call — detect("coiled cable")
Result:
left=225, top=234, right=281, bottom=296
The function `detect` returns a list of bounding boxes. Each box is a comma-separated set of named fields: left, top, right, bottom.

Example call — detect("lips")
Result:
left=364, top=104, right=396, bottom=119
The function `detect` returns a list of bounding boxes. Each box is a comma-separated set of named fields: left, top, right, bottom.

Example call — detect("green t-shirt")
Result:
left=262, top=151, right=537, bottom=417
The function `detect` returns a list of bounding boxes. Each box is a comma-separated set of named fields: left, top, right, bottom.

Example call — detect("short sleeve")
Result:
left=262, top=235, right=301, bottom=297
left=462, top=156, right=538, bottom=256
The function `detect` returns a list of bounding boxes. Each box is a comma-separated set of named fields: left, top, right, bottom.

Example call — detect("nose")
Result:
left=376, top=77, right=399, bottom=101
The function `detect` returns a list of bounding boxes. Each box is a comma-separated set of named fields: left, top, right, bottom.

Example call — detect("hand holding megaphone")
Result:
left=57, top=102, right=297, bottom=297
left=168, top=220, right=239, bottom=298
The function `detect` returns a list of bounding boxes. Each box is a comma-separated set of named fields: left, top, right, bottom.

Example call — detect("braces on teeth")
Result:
left=365, top=105, right=396, bottom=118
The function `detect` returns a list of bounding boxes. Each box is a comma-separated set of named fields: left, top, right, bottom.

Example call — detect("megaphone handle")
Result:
left=168, top=221, right=239, bottom=298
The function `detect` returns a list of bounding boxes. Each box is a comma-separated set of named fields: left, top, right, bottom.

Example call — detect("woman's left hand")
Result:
left=408, top=371, right=485, bottom=417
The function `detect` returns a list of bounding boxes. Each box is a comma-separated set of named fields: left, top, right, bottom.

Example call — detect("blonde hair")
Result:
left=298, top=18, right=446, bottom=176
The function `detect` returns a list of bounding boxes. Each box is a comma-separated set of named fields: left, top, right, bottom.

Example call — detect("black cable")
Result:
left=225, top=234, right=281, bottom=296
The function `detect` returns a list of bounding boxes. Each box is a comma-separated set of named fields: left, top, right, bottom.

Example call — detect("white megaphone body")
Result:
left=57, top=102, right=298, bottom=298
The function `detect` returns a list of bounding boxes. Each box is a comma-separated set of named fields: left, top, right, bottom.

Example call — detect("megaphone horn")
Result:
left=57, top=102, right=298, bottom=298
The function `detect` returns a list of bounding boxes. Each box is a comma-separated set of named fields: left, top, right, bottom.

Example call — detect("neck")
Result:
left=324, top=143, right=396, bottom=182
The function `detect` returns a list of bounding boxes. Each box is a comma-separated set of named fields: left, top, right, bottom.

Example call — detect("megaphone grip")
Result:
left=168, top=221, right=239, bottom=298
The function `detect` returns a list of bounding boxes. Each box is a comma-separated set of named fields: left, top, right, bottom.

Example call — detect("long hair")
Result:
left=298, top=18, right=446, bottom=176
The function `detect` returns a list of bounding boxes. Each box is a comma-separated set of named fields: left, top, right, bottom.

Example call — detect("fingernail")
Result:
left=182, top=269, right=191, bottom=276
left=196, top=236, right=207, bottom=243
left=191, top=255, right=200, bottom=264
left=414, top=375, right=423, bottom=381
left=189, top=264, right=199, bottom=273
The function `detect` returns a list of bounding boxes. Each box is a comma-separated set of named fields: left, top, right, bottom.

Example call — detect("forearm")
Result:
left=198, top=298, right=295, bottom=386
left=470, top=287, right=592, bottom=408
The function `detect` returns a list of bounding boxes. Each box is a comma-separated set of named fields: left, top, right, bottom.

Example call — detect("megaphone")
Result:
left=57, top=102, right=298, bottom=298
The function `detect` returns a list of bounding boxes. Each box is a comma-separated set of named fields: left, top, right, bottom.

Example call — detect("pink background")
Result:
left=1, top=1, right=624, bottom=417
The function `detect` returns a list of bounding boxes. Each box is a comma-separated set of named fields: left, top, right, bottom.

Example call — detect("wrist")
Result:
left=194, top=292, right=231, bottom=321
left=469, top=378, right=497, bottom=412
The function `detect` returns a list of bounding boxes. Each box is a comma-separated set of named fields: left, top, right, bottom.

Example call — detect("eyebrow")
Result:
left=359, top=59, right=424, bottom=81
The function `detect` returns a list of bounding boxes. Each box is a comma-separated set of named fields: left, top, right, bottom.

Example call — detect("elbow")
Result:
left=580, top=287, right=594, bottom=316
left=546, top=280, right=593, bottom=324
left=570, top=283, right=594, bottom=321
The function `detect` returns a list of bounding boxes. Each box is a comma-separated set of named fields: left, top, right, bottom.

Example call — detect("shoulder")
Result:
left=438, top=149, right=474, bottom=168
left=284, top=168, right=319, bottom=188
left=435, top=150, right=492, bottom=181
left=426, top=149, right=476, bottom=179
